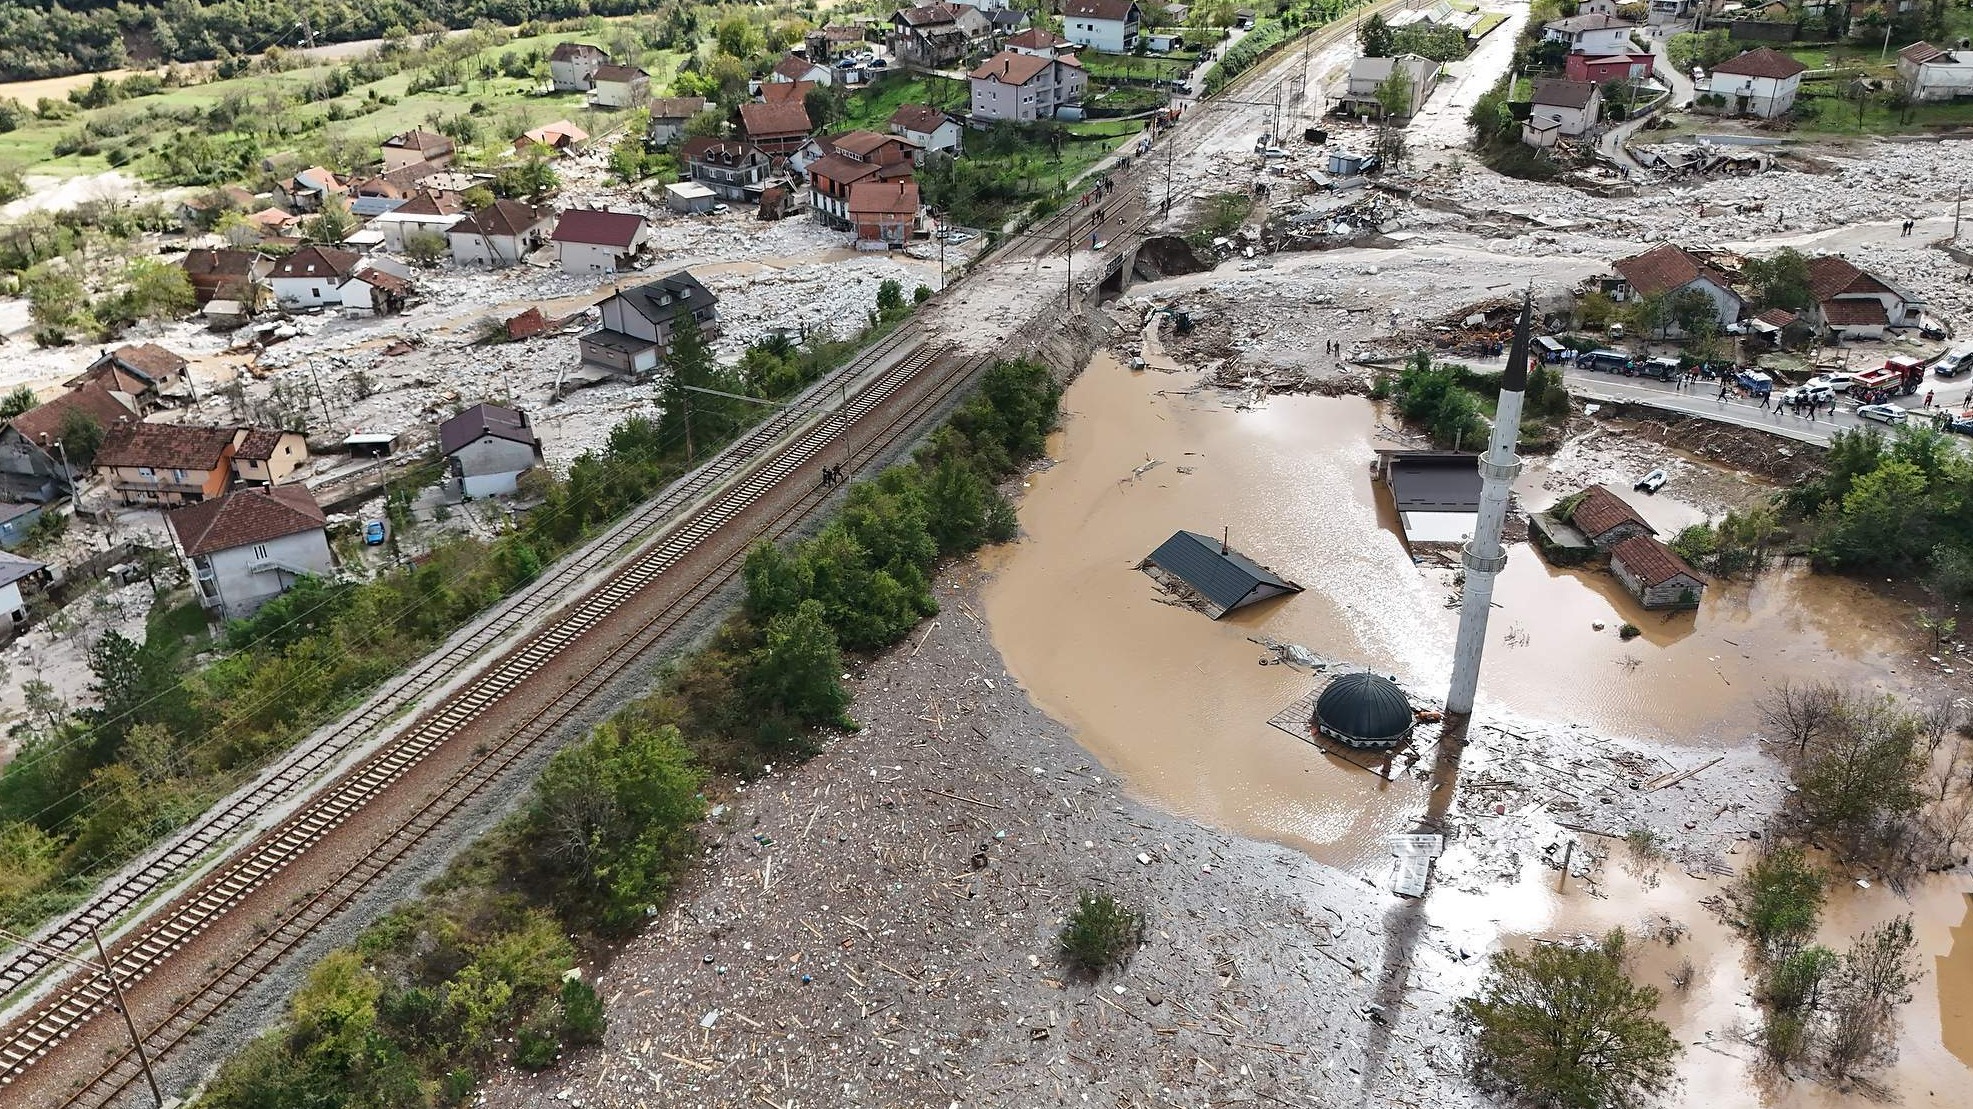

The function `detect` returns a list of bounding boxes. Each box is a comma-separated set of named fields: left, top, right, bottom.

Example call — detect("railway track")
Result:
left=0, top=326, right=924, bottom=1009
left=0, top=334, right=995, bottom=1107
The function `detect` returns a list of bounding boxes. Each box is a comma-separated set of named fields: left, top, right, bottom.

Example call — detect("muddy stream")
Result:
left=981, top=351, right=1973, bottom=1103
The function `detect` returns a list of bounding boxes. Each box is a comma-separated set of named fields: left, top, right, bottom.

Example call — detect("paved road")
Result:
left=1561, top=365, right=1970, bottom=448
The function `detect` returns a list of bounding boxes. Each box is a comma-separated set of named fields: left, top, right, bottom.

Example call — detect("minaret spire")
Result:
left=1445, top=293, right=1531, bottom=717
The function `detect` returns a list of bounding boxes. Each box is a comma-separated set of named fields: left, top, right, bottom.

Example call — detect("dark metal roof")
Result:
left=1144, top=530, right=1302, bottom=619
left=1380, top=452, right=1480, bottom=513
left=1315, top=672, right=1413, bottom=745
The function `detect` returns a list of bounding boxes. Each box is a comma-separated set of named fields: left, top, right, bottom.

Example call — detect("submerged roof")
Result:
left=1379, top=451, right=1480, bottom=513
left=1144, top=530, right=1302, bottom=619
left=1315, top=671, right=1414, bottom=746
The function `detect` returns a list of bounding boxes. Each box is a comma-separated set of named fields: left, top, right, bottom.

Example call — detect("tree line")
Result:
left=194, top=354, right=1062, bottom=1106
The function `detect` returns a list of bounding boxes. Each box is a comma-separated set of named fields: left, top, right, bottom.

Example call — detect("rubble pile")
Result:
left=702, top=255, right=937, bottom=354
left=1630, top=139, right=1775, bottom=179
left=1269, top=190, right=1406, bottom=250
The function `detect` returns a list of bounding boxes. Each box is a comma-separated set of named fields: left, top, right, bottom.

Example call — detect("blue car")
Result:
left=364, top=520, right=387, bottom=545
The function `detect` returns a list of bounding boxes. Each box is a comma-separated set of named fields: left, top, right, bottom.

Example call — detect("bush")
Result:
left=1618, top=622, right=1641, bottom=640
left=1736, top=844, right=1825, bottom=956
left=1059, top=891, right=1141, bottom=973
left=1459, top=931, right=1680, bottom=1109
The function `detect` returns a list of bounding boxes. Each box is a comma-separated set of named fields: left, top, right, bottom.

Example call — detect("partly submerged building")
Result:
left=1142, top=530, right=1303, bottom=619
left=1312, top=671, right=1414, bottom=750
left=1374, top=450, right=1480, bottom=548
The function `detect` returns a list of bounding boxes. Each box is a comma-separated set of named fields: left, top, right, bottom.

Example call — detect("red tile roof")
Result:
left=1820, top=298, right=1888, bottom=326
left=808, top=152, right=885, bottom=187
left=740, top=101, right=814, bottom=137
left=439, top=403, right=539, bottom=455
left=649, top=96, right=708, bottom=119
left=270, top=245, right=361, bottom=281
left=681, top=137, right=764, bottom=165
left=896, top=2, right=969, bottom=26
left=550, top=42, right=607, bottom=62
left=1568, top=484, right=1655, bottom=541
left=970, top=50, right=1057, bottom=85
left=890, top=103, right=951, bottom=133
left=849, top=180, right=921, bottom=219
left=1711, top=47, right=1808, bottom=80
left=1899, top=40, right=1947, bottom=65
left=1063, top=0, right=1138, bottom=19
left=167, top=484, right=326, bottom=557
left=591, top=64, right=648, bottom=84
left=232, top=428, right=297, bottom=461
left=1530, top=78, right=1597, bottom=110
left=388, top=191, right=465, bottom=217
left=774, top=56, right=822, bottom=80
left=453, top=199, right=548, bottom=239
left=1754, top=307, right=1800, bottom=327
left=1006, top=28, right=1069, bottom=49
left=382, top=129, right=453, bottom=155
left=1610, top=534, right=1706, bottom=587
left=1805, top=255, right=1893, bottom=303
left=830, top=130, right=899, bottom=158
left=10, top=380, right=138, bottom=447
left=760, top=79, right=816, bottom=104
left=96, top=422, right=237, bottom=471
left=104, top=343, right=187, bottom=380
left=1611, top=243, right=1732, bottom=297
left=180, top=249, right=261, bottom=279
left=551, top=208, right=646, bottom=248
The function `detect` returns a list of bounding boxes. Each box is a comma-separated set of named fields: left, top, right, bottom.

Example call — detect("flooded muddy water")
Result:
left=984, top=353, right=1913, bottom=863
left=981, top=351, right=1973, bottom=1100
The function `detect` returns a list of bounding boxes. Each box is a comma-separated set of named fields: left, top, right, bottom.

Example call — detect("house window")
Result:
left=137, top=466, right=155, bottom=477
left=253, top=544, right=269, bottom=559
left=173, top=469, right=187, bottom=482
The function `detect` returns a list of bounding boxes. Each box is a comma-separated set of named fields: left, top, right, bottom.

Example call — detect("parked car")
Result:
left=1735, top=370, right=1774, bottom=396
left=1947, top=412, right=1973, bottom=435
left=1640, top=356, right=1682, bottom=380
left=1857, top=403, right=1908, bottom=424
left=1581, top=349, right=1631, bottom=373
left=364, top=520, right=388, bottom=545
left=1784, top=384, right=1834, bottom=405
left=1934, top=343, right=1973, bottom=378
left=1806, top=372, right=1855, bottom=392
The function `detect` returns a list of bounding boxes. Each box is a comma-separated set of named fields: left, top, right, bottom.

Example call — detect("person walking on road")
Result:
left=1760, top=392, right=1771, bottom=411
left=1925, top=389, right=1935, bottom=408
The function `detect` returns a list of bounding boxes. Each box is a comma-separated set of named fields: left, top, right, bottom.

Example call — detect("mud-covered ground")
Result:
left=481, top=553, right=1798, bottom=1109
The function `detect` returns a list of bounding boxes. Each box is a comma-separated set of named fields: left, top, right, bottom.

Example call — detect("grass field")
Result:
left=834, top=73, right=968, bottom=132
left=1078, top=50, right=1200, bottom=81
left=0, top=29, right=689, bottom=179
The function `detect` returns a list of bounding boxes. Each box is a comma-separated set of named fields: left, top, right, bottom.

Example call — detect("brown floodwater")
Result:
left=983, top=353, right=1914, bottom=864
left=981, top=351, right=1973, bottom=1100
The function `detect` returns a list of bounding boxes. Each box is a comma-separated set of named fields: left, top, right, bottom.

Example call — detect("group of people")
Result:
left=1757, top=391, right=1833, bottom=420
left=818, top=463, right=848, bottom=487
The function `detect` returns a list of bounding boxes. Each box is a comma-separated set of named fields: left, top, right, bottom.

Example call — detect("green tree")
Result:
left=56, top=407, right=104, bottom=467
left=0, top=386, right=37, bottom=418
left=523, top=718, right=705, bottom=933
left=748, top=598, right=852, bottom=725
left=804, top=85, right=838, bottom=128
left=1735, top=844, right=1825, bottom=956
left=1375, top=69, right=1413, bottom=120
left=1059, top=891, right=1141, bottom=974
left=875, top=279, right=906, bottom=316
left=1820, top=915, right=1923, bottom=1080
left=715, top=13, right=765, bottom=58
left=743, top=539, right=814, bottom=622
left=1459, top=930, right=1680, bottom=1109
left=924, top=456, right=994, bottom=556
left=655, top=310, right=742, bottom=461
left=1743, top=247, right=1812, bottom=311
left=1358, top=12, right=1396, bottom=57
left=122, top=258, right=195, bottom=319
left=1669, top=287, right=1718, bottom=336
left=1817, top=458, right=1931, bottom=572
left=1625, top=291, right=1673, bottom=338
left=496, top=154, right=558, bottom=200
left=302, top=196, right=355, bottom=245
left=403, top=229, right=448, bottom=265
left=21, top=262, right=84, bottom=332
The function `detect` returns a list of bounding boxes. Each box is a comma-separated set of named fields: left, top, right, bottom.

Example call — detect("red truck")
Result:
left=1848, top=357, right=1925, bottom=401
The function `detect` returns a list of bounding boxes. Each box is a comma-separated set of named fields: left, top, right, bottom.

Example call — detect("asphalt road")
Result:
left=1562, top=364, right=1971, bottom=447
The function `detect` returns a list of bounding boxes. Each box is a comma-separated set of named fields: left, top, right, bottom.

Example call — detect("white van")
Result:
left=1934, top=343, right=1973, bottom=378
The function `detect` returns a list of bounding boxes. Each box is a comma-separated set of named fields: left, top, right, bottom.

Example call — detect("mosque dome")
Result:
left=1313, top=672, right=1414, bottom=750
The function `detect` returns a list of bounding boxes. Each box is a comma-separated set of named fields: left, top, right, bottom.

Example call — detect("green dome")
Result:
left=1314, top=672, right=1413, bottom=749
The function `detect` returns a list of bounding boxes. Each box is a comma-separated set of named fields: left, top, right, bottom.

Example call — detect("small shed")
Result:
left=1609, top=535, right=1707, bottom=609
left=665, top=182, right=719, bottom=214
left=0, top=502, right=44, bottom=548
left=1142, top=530, right=1303, bottom=619
left=343, top=431, right=400, bottom=458
left=1312, top=671, right=1413, bottom=750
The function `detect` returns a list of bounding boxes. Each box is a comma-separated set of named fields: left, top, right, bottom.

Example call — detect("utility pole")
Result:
left=296, top=1, right=316, bottom=49
left=89, top=925, right=165, bottom=1109
left=1164, top=138, right=1174, bottom=215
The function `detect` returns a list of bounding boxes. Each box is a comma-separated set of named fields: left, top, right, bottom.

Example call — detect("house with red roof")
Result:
left=1607, top=243, right=1744, bottom=330
left=771, top=54, right=834, bottom=87
left=1609, top=534, right=1707, bottom=609
left=448, top=200, right=553, bottom=267
left=68, top=344, right=189, bottom=412
left=168, top=485, right=334, bottom=619
left=551, top=209, right=651, bottom=274
left=806, top=131, right=917, bottom=229
left=380, top=129, right=455, bottom=172
left=1802, top=255, right=1924, bottom=340
left=849, top=181, right=925, bottom=249
left=0, top=380, right=139, bottom=497
left=889, top=103, right=963, bottom=155
left=1701, top=48, right=1807, bottom=118
left=739, top=101, right=815, bottom=157
left=969, top=50, right=1088, bottom=122
left=268, top=245, right=364, bottom=309
left=588, top=64, right=651, bottom=109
